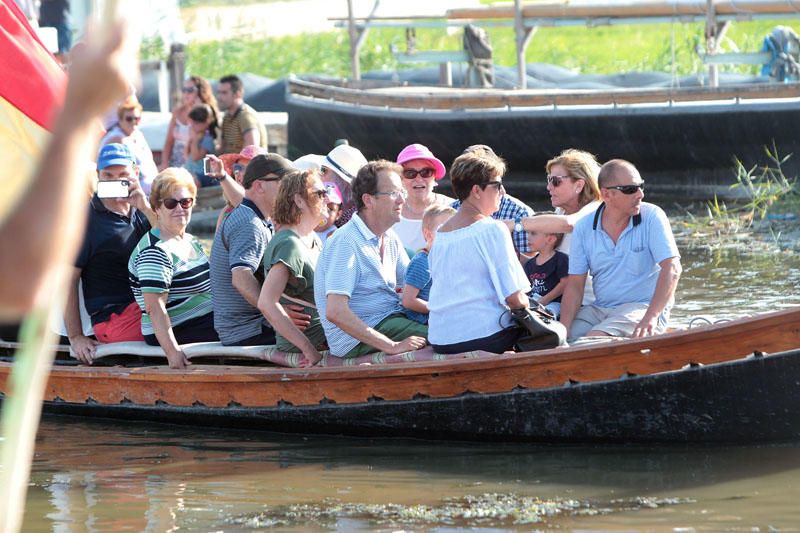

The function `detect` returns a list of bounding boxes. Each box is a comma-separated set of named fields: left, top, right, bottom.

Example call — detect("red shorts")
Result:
left=92, top=302, right=144, bottom=343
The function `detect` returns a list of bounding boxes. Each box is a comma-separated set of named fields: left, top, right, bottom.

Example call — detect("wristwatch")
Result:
left=514, top=215, right=524, bottom=233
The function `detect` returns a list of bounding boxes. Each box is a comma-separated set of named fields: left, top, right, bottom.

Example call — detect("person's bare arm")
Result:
left=401, top=284, right=428, bottom=314
left=633, top=256, right=682, bottom=337
left=242, top=129, right=259, bottom=148
left=257, top=263, right=321, bottom=366
left=205, top=154, right=244, bottom=206
left=65, top=267, right=97, bottom=364
left=505, top=290, right=529, bottom=310
left=558, top=274, right=587, bottom=335
left=159, top=113, right=177, bottom=170
left=142, top=292, right=189, bottom=369
left=232, top=266, right=310, bottom=330
left=0, top=21, right=134, bottom=319
left=538, top=278, right=567, bottom=306
left=326, top=294, right=426, bottom=355
left=502, top=215, right=572, bottom=235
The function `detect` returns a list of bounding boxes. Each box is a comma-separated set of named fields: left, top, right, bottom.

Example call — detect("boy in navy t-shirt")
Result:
left=401, top=205, right=456, bottom=324
left=524, top=228, right=568, bottom=318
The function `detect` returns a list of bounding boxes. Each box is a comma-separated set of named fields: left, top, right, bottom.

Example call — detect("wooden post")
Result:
left=167, top=43, right=186, bottom=112
left=514, top=0, right=536, bottom=89
left=347, top=0, right=360, bottom=80
left=705, top=0, right=719, bottom=87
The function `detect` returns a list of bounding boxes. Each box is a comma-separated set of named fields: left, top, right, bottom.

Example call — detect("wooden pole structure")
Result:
left=514, top=0, right=536, bottom=89
left=706, top=0, right=719, bottom=87
left=347, top=0, right=360, bottom=80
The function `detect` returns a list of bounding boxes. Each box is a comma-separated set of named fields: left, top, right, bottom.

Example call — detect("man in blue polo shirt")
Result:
left=66, top=144, right=155, bottom=363
left=559, top=159, right=682, bottom=340
left=315, top=160, right=428, bottom=358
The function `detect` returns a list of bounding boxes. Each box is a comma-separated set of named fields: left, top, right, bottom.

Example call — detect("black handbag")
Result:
left=511, top=303, right=568, bottom=352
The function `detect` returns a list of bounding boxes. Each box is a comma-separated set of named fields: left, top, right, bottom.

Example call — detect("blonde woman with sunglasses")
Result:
left=128, top=168, right=218, bottom=368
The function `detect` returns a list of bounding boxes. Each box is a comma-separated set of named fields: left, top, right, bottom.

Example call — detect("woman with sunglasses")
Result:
left=128, top=168, right=218, bottom=369
left=99, top=95, right=158, bottom=195
left=394, top=143, right=454, bottom=253
left=428, top=150, right=530, bottom=354
left=257, top=170, right=330, bottom=367
left=160, top=76, right=218, bottom=170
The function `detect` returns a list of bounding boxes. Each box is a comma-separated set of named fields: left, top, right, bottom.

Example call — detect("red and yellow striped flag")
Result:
left=0, top=0, right=67, bottom=225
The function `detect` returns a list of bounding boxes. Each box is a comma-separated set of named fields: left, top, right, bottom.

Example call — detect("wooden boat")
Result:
left=288, top=0, right=800, bottom=196
left=2, top=307, right=800, bottom=443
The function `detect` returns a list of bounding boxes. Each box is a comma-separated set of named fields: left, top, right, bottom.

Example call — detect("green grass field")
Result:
left=180, top=19, right=799, bottom=81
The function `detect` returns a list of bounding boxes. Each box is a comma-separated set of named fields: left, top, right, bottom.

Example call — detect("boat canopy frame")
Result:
left=334, top=0, right=800, bottom=89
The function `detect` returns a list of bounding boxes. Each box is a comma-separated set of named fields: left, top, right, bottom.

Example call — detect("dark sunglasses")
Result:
left=233, top=163, right=244, bottom=174
left=605, top=182, right=644, bottom=195
left=123, top=115, right=141, bottom=123
left=162, top=197, right=195, bottom=210
left=546, top=174, right=571, bottom=187
left=181, top=86, right=197, bottom=94
left=402, top=167, right=435, bottom=179
left=311, top=189, right=327, bottom=199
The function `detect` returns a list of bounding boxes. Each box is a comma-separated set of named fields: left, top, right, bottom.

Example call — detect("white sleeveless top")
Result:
left=169, top=119, right=191, bottom=167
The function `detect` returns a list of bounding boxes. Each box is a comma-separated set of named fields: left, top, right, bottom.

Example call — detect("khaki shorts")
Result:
left=569, top=302, right=668, bottom=340
left=344, top=313, right=428, bottom=358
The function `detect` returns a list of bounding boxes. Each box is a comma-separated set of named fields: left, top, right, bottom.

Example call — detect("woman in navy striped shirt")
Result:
left=128, top=168, right=217, bottom=368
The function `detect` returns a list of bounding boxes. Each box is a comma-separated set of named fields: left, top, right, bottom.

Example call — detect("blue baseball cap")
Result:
left=97, top=143, right=136, bottom=170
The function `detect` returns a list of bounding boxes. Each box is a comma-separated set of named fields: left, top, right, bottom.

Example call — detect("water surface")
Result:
left=19, top=242, right=800, bottom=531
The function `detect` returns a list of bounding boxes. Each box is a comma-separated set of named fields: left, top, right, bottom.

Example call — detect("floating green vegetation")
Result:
left=674, top=145, right=799, bottom=252
left=227, top=492, right=694, bottom=529
left=181, top=18, right=800, bottom=80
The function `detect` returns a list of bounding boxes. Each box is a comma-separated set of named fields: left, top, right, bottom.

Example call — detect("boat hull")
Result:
left=37, top=348, right=800, bottom=443
left=287, top=92, right=800, bottom=197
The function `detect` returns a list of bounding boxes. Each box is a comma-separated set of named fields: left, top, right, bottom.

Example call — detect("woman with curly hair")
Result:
left=160, top=75, right=219, bottom=170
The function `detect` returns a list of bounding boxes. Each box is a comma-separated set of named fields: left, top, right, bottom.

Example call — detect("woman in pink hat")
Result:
left=394, top=143, right=454, bottom=252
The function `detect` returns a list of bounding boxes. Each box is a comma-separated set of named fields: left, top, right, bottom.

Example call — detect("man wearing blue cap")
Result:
left=65, top=143, right=155, bottom=364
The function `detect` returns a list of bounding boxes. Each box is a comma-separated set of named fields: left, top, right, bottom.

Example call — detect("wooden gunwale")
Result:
left=287, top=78, right=800, bottom=111
left=446, top=1, right=800, bottom=20
left=1, top=308, right=798, bottom=409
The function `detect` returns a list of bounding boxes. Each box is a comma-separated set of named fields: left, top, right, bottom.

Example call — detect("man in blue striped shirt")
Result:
left=314, top=160, right=428, bottom=358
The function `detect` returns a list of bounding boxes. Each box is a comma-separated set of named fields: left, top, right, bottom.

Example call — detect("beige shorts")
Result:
left=569, top=302, right=668, bottom=340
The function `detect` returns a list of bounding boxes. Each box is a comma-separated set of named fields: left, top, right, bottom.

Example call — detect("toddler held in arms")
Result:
left=401, top=205, right=456, bottom=324
left=524, top=221, right=568, bottom=318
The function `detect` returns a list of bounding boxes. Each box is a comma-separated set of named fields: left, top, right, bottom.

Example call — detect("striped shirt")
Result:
left=314, top=213, right=409, bottom=356
left=209, top=199, right=273, bottom=344
left=451, top=194, right=533, bottom=253
left=220, top=103, right=267, bottom=154
left=128, top=230, right=213, bottom=336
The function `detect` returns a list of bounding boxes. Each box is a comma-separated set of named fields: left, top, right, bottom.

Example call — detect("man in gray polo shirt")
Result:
left=210, top=154, right=293, bottom=345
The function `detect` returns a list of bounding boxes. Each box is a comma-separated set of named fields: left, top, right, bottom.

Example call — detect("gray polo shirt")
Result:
left=210, top=198, right=273, bottom=344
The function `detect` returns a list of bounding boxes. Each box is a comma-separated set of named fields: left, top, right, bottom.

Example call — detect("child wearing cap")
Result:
left=401, top=205, right=455, bottom=324
left=314, top=181, right=343, bottom=245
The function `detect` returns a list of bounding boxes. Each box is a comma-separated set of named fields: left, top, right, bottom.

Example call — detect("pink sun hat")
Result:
left=396, top=143, right=446, bottom=180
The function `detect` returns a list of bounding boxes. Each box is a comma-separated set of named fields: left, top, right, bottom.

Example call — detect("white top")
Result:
left=428, top=218, right=530, bottom=345
left=556, top=200, right=601, bottom=305
left=393, top=216, right=426, bottom=252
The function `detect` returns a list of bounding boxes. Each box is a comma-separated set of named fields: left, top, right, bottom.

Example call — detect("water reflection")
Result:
left=25, top=417, right=800, bottom=531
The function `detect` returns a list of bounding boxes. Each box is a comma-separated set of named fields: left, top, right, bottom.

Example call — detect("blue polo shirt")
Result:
left=314, top=213, right=409, bottom=356
left=568, top=202, right=679, bottom=308
left=76, top=195, right=151, bottom=325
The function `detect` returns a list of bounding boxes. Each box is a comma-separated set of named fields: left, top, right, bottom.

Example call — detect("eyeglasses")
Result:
left=311, top=189, right=327, bottom=199
left=605, top=182, right=644, bottom=195
left=162, top=197, right=195, bottom=210
left=546, top=174, right=571, bottom=187
left=256, top=176, right=282, bottom=183
left=181, top=86, right=197, bottom=94
left=123, top=115, right=141, bottom=124
left=482, top=181, right=505, bottom=192
left=402, top=167, right=435, bottom=179
left=373, top=189, right=407, bottom=201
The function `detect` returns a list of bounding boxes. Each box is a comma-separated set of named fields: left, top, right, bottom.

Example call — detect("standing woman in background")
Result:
left=160, top=75, right=218, bottom=170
